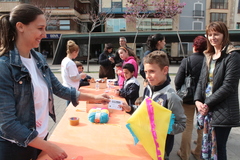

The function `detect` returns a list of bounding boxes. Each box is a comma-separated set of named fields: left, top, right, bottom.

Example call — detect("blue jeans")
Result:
left=215, top=127, right=231, bottom=160
left=0, top=134, right=48, bottom=160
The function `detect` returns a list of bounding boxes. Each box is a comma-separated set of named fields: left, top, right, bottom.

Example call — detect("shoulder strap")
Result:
left=186, top=57, right=192, bottom=76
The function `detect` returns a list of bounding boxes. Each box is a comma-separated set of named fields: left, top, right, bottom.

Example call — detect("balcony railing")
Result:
left=193, top=10, right=204, bottom=18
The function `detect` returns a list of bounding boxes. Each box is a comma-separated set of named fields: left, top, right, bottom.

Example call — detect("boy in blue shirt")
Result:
left=120, top=51, right=186, bottom=160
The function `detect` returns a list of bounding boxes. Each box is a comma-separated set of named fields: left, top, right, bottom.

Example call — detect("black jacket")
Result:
left=175, top=52, right=205, bottom=104
left=119, top=77, right=140, bottom=106
left=139, top=50, right=151, bottom=79
left=99, top=51, right=115, bottom=79
left=194, top=45, right=240, bottom=127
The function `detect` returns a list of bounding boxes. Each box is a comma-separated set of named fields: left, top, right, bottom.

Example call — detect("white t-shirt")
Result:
left=61, top=57, right=80, bottom=89
left=21, top=55, right=49, bottom=139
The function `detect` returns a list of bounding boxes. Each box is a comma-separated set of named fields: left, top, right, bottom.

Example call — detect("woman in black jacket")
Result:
left=139, top=33, right=166, bottom=79
left=194, top=22, right=240, bottom=160
left=175, top=36, right=207, bottom=160
left=99, top=43, right=115, bottom=79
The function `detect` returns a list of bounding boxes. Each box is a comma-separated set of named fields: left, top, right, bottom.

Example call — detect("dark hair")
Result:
left=115, top=62, right=122, bottom=67
left=123, top=63, right=135, bottom=73
left=66, top=40, right=79, bottom=54
left=144, top=50, right=169, bottom=70
left=104, top=43, right=113, bottom=52
left=146, top=34, right=165, bottom=51
left=193, top=36, right=207, bottom=53
left=0, top=4, right=44, bottom=56
left=75, top=61, right=83, bottom=67
left=205, top=21, right=230, bottom=54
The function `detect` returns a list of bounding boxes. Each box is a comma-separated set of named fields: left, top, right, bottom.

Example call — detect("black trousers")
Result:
left=215, top=127, right=231, bottom=160
left=165, top=134, right=174, bottom=158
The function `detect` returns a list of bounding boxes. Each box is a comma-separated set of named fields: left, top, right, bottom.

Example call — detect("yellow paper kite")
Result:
left=126, top=97, right=175, bottom=160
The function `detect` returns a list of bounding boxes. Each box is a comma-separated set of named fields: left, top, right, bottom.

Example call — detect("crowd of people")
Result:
left=0, top=3, right=240, bottom=160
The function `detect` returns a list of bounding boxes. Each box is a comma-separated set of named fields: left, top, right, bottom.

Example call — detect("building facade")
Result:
left=0, top=0, right=95, bottom=58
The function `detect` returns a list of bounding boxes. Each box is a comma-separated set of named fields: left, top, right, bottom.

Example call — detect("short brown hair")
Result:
left=135, top=97, right=143, bottom=106
left=75, top=61, right=83, bottom=67
left=143, top=51, right=169, bottom=70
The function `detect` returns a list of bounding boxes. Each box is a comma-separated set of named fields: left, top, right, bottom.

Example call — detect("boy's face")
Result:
left=144, top=63, right=168, bottom=86
left=123, top=68, right=134, bottom=80
left=77, top=66, right=84, bottom=73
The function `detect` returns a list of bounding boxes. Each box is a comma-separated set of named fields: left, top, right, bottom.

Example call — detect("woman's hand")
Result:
left=109, top=57, right=115, bottom=63
left=94, top=93, right=110, bottom=104
left=119, top=102, right=131, bottom=112
left=44, top=143, right=68, bottom=160
left=195, top=101, right=209, bottom=115
left=28, top=137, right=67, bottom=160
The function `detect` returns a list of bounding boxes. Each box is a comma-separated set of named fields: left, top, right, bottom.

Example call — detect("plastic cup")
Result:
left=69, top=117, right=79, bottom=126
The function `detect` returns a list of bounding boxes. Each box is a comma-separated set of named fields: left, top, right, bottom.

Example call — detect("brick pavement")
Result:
left=47, top=59, right=240, bottom=160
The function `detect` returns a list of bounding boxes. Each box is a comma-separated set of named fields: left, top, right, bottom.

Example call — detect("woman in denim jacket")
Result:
left=0, top=4, right=109, bottom=160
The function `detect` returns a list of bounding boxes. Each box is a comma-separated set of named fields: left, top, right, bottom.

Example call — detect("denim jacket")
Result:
left=0, top=47, right=79, bottom=147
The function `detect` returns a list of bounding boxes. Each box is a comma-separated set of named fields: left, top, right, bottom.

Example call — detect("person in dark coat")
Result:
left=175, top=35, right=207, bottom=160
left=194, top=21, right=240, bottom=160
left=99, top=43, right=115, bottom=79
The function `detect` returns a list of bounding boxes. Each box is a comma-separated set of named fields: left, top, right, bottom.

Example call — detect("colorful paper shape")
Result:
left=126, top=97, right=174, bottom=160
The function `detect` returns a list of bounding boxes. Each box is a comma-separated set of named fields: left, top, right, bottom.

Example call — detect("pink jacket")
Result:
left=123, top=56, right=138, bottom=78
left=118, top=56, right=138, bottom=88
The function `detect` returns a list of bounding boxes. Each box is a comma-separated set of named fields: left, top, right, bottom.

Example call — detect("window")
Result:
left=236, top=23, right=240, bottom=29
left=101, top=0, right=125, bottom=13
left=211, top=0, right=228, bottom=9
left=138, top=18, right=173, bottom=31
left=193, top=3, right=204, bottom=17
left=193, top=21, right=203, bottom=30
left=106, top=18, right=126, bottom=32
left=59, top=20, right=70, bottom=30
left=47, top=20, right=58, bottom=31
left=179, top=43, right=188, bottom=57
left=210, top=13, right=227, bottom=24
left=238, top=0, right=240, bottom=13
left=112, top=2, right=122, bottom=12
left=46, top=20, right=70, bottom=31
left=139, top=19, right=151, bottom=31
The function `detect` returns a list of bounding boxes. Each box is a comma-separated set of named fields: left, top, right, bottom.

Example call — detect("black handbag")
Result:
left=177, top=57, right=195, bottom=103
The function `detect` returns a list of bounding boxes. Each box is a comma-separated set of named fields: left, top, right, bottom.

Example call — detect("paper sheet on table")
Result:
left=108, top=99, right=123, bottom=110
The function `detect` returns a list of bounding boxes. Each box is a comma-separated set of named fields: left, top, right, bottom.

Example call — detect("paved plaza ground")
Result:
left=47, top=58, right=240, bottom=160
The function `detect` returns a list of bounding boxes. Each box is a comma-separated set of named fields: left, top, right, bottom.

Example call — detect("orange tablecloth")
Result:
left=37, top=96, right=150, bottom=160
left=79, top=85, right=124, bottom=103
